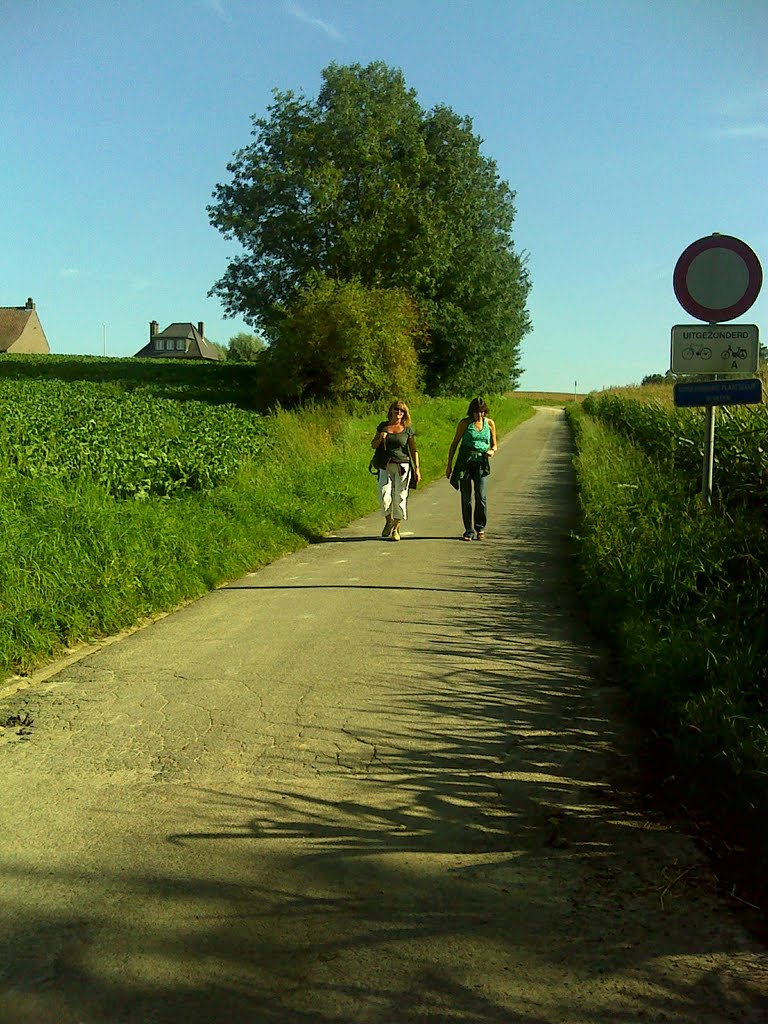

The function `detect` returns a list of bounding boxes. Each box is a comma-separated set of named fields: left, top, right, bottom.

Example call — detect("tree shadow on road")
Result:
left=1, top=416, right=765, bottom=1023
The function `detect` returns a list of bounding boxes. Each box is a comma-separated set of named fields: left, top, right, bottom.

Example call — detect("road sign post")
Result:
left=671, top=233, right=763, bottom=504
left=702, top=405, right=715, bottom=504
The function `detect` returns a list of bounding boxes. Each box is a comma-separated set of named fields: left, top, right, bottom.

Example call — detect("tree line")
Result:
left=208, top=61, right=531, bottom=402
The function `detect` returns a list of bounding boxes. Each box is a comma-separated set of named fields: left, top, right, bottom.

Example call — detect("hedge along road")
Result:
left=0, top=408, right=765, bottom=1024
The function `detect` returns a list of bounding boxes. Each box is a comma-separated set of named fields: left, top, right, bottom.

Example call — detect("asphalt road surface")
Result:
left=0, top=408, right=765, bottom=1024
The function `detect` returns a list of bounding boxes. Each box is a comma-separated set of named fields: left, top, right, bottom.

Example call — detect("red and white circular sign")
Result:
left=673, top=234, right=762, bottom=322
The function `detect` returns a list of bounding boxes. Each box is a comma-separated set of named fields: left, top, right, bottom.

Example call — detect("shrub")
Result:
left=264, top=275, right=425, bottom=403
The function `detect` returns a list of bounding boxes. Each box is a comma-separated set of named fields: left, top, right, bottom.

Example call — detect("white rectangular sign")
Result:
left=670, top=324, right=760, bottom=374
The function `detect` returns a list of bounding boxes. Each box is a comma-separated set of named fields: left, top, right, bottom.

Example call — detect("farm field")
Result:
left=511, top=390, right=585, bottom=403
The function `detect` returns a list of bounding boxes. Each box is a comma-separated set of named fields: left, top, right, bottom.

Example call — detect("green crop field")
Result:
left=0, top=377, right=271, bottom=499
left=582, top=387, right=768, bottom=510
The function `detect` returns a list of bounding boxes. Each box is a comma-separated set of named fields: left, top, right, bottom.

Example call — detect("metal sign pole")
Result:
left=700, top=317, right=718, bottom=505
left=701, top=402, right=716, bottom=504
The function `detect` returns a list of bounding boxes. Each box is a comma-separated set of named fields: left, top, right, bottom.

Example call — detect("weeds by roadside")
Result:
left=567, top=404, right=768, bottom=910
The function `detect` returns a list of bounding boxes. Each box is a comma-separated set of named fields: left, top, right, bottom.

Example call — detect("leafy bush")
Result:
left=264, top=275, right=425, bottom=403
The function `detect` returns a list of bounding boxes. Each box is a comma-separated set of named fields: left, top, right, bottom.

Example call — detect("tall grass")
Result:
left=583, top=390, right=768, bottom=512
left=568, top=405, right=768, bottom=869
left=0, top=388, right=534, bottom=678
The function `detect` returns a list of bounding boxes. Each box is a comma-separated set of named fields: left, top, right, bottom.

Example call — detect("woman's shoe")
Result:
left=462, top=533, right=473, bottom=541
left=381, top=516, right=394, bottom=538
left=391, top=520, right=401, bottom=541
left=476, top=531, right=485, bottom=541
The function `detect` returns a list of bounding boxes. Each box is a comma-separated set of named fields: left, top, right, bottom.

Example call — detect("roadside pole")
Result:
left=701, top=402, right=715, bottom=504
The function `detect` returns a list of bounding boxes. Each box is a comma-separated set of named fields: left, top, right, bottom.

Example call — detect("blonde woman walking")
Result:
left=371, top=400, right=420, bottom=541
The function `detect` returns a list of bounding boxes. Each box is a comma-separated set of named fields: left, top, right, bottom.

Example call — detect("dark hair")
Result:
left=467, top=397, right=489, bottom=418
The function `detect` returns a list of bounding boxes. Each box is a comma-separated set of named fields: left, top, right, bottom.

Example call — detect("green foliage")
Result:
left=265, top=276, right=424, bottom=403
left=207, top=60, right=531, bottom=397
left=0, top=378, right=269, bottom=499
left=227, top=331, right=266, bottom=362
left=0, top=359, right=535, bottom=676
left=568, top=402, right=768, bottom=854
left=0, top=352, right=262, bottom=406
left=582, top=390, right=768, bottom=511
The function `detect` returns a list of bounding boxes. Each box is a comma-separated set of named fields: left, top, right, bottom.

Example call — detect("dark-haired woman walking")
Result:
left=445, top=397, right=497, bottom=540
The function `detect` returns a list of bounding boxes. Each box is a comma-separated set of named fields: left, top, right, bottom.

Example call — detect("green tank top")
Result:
left=460, top=419, right=491, bottom=460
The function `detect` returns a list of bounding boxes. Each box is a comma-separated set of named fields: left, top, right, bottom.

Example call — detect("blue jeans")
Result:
left=459, top=462, right=488, bottom=536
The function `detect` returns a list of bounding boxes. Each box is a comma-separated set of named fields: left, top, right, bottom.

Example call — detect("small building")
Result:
left=134, top=320, right=223, bottom=361
left=0, top=298, right=51, bottom=354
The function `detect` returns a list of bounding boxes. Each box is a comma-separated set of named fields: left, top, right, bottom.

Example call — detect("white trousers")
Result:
left=379, top=463, right=411, bottom=521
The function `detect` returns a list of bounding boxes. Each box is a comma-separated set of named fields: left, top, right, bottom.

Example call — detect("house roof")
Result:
left=134, top=322, right=223, bottom=361
left=0, top=307, right=34, bottom=351
left=156, top=323, right=197, bottom=340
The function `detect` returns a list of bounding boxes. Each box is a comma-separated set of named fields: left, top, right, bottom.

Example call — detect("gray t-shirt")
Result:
left=377, top=422, right=414, bottom=464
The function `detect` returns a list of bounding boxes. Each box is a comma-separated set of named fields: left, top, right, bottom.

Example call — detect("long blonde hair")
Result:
left=387, top=400, right=412, bottom=427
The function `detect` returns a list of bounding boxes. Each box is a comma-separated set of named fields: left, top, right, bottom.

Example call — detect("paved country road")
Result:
left=0, top=408, right=765, bottom=1024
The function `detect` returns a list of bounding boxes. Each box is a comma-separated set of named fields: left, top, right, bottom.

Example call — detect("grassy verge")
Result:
left=567, top=404, right=768, bottom=904
left=0, top=393, right=535, bottom=679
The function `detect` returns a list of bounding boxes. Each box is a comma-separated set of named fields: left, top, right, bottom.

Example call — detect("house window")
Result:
left=154, top=339, right=163, bottom=351
left=175, top=339, right=185, bottom=351
left=165, top=339, right=175, bottom=350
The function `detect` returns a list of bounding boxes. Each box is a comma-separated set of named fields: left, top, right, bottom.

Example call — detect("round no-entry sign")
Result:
left=673, top=233, right=762, bottom=322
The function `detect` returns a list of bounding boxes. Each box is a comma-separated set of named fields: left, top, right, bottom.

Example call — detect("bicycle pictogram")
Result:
left=682, top=345, right=711, bottom=360
left=721, top=344, right=747, bottom=360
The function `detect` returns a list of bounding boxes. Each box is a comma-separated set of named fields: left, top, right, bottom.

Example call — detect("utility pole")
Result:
left=101, top=322, right=107, bottom=357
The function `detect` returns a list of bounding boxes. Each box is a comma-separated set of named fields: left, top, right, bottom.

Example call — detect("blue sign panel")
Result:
left=674, top=378, right=763, bottom=408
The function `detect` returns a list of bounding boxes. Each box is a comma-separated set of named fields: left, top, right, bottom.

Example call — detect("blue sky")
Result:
left=2, top=0, right=766, bottom=393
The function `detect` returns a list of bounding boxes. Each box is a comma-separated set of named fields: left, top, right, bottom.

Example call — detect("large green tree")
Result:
left=208, top=61, right=530, bottom=395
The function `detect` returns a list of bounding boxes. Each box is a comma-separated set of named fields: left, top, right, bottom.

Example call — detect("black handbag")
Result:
left=368, top=441, right=389, bottom=474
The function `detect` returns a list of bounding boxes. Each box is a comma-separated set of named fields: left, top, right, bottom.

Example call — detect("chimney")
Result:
left=25, top=297, right=35, bottom=310
left=197, top=321, right=205, bottom=339
left=149, top=320, right=158, bottom=342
